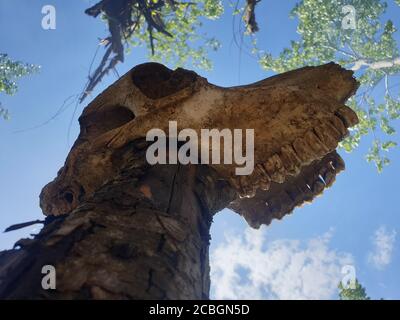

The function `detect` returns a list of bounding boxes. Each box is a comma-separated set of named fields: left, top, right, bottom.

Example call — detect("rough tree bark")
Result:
left=0, top=141, right=235, bottom=299
left=0, top=62, right=359, bottom=299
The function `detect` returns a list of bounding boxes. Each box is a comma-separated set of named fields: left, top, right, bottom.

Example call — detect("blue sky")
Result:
left=0, top=0, right=399, bottom=299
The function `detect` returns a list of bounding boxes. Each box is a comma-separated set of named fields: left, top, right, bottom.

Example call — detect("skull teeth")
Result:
left=332, top=155, right=345, bottom=172
left=292, top=137, right=314, bottom=163
left=230, top=105, right=356, bottom=199
left=280, top=145, right=301, bottom=176
left=311, top=178, right=325, bottom=195
left=335, top=106, right=359, bottom=127
left=238, top=176, right=256, bottom=198
left=232, top=152, right=347, bottom=228
left=319, top=165, right=336, bottom=187
left=231, top=129, right=342, bottom=198
left=233, top=164, right=271, bottom=197
left=313, top=123, right=339, bottom=150
left=263, top=154, right=286, bottom=183
left=254, top=164, right=271, bottom=190
left=329, top=115, right=348, bottom=138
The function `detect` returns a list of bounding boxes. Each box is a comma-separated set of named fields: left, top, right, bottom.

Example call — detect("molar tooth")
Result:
left=263, top=154, right=286, bottom=183
left=292, top=137, right=314, bottom=164
left=255, top=163, right=270, bottom=179
left=254, top=164, right=271, bottom=190
left=330, top=115, right=348, bottom=137
left=332, top=155, right=345, bottom=172
left=248, top=168, right=266, bottom=192
left=296, top=182, right=314, bottom=202
left=259, top=180, right=270, bottom=191
left=303, top=131, right=329, bottom=156
left=314, top=124, right=339, bottom=150
left=335, top=106, right=359, bottom=127
left=323, top=120, right=342, bottom=140
left=319, top=165, right=336, bottom=187
left=312, top=178, right=325, bottom=195
left=239, top=176, right=256, bottom=198
left=280, top=145, right=301, bottom=176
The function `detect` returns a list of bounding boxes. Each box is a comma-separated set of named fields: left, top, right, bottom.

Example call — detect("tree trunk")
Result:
left=0, top=141, right=236, bottom=299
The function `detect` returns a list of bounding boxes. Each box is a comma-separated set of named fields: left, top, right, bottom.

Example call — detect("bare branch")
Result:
left=351, top=57, right=400, bottom=71
left=81, top=0, right=177, bottom=102
left=244, top=0, right=260, bottom=33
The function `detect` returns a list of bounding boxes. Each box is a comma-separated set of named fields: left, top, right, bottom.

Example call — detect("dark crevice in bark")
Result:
left=166, top=165, right=179, bottom=214
left=157, top=234, right=166, bottom=253
left=146, top=268, right=154, bottom=293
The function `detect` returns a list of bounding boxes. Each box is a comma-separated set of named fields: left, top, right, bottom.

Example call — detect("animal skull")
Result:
left=40, top=62, right=359, bottom=228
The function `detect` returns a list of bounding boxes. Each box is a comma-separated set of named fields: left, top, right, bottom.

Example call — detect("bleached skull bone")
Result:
left=40, top=62, right=359, bottom=228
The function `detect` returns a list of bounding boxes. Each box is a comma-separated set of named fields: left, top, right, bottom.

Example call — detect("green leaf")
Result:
left=382, top=141, right=397, bottom=151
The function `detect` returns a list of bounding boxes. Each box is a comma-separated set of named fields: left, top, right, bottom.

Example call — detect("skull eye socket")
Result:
left=64, top=192, right=74, bottom=204
left=131, top=62, right=197, bottom=99
left=79, top=105, right=135, bottom=138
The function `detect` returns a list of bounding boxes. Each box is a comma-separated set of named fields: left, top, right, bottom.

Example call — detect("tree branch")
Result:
left=81, top=0, right=177, bottom=103
left=351, top=57, right=400, bottom=71
left=244, top=0, right=260, bottom=33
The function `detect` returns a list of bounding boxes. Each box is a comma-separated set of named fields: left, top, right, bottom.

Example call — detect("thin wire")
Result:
left=13, top=94, right=79, bottom=134
left=67, top=43, right=103, bottom=146
left=13, top=43, right=103, bottom=136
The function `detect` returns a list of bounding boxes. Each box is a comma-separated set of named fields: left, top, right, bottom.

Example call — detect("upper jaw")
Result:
left=229, top=103, right=358, bottom=199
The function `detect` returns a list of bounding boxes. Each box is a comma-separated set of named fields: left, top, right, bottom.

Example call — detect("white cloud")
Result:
left=368, top=226, right=396, bottom=270
left=210, top=228, right=353, bottom=300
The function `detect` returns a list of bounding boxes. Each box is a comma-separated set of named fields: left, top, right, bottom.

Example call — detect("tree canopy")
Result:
left=338, top=278, right=370, bottom=300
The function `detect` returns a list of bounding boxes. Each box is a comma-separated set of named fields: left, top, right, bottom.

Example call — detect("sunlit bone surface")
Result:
left=40, top=62, right=359, bottom=228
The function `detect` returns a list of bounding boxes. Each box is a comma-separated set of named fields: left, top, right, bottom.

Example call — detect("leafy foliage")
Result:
left=82, top=0, right=225, bottom=102
left=128, top=0, right=224, bottom=70
left=259, top=0, right=400, bottom=171
left=338, top=278, right=370, bottom=300
left=0, top=53, right=39, bottom=120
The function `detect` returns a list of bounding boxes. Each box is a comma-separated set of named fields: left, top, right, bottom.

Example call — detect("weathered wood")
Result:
left=0, top=140, right=236, bottom=299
